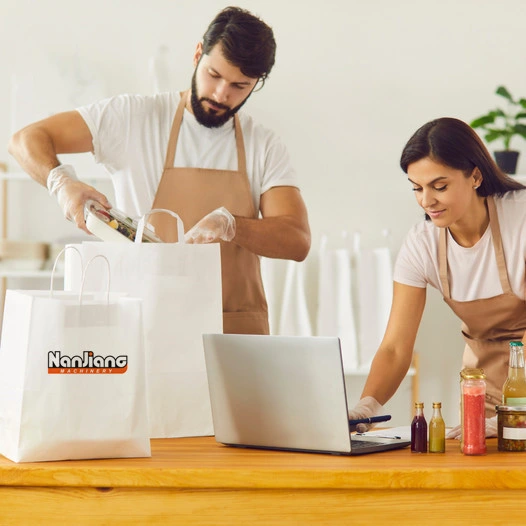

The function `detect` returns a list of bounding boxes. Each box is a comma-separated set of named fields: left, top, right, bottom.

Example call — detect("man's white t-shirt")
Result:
left=76, top=91, right=299, bottom=217
left=394, top=190, right=526, bottom=301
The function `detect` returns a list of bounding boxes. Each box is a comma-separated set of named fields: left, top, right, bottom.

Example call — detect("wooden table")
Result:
left=1, top=437, right=525, bottom=525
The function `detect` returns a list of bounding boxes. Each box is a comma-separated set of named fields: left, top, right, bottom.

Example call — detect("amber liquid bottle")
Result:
left=502, top=341, right=526, bottom=406
left=429, top=402, right=446, bottom=453
left=411, top=402, right=427, bottom=453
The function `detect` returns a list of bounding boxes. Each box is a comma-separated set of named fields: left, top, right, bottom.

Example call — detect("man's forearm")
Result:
left=8, top=126, right=60, bottom=187
left=8, top=111, right=94, bottom=188
left=232, top=215, right=311, bottom=261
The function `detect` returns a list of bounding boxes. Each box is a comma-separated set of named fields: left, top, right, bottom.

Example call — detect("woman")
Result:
left=348, top=117, right=526, bottom=437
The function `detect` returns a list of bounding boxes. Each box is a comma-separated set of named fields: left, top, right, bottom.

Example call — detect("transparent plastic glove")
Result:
left=47, top=164, right=111, bottom=234
left=184, top=206, right=236, bottom=244
left=445, top=415, right=498, bottom=440
left=348, top=396, right=384, bottom=433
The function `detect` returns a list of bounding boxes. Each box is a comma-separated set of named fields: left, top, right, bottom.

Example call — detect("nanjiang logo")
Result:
left=48, top=351, right=128, bottom=374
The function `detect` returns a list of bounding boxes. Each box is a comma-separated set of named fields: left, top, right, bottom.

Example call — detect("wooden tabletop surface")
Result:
left=1, top=436, right=525, bottom=490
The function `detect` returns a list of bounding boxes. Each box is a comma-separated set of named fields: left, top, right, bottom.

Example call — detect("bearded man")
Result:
left=8, top=6, right=311, bottom=335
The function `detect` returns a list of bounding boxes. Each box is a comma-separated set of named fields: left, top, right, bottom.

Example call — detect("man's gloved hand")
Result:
left=47, top=164, right=111, bottom=234
left=445, top=415, right=498, bottom=439
left=184, top=207, right=236, bottom=244
left=348, top=396, right=384, bottom=433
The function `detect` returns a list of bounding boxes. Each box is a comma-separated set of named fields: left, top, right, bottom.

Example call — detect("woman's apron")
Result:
left=148, top=91, right=269, bottom=335
left=439, top=196, right=526, bottom=416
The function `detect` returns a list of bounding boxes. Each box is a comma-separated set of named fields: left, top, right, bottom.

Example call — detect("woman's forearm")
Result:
left=360, top=346, right=414, bottom=405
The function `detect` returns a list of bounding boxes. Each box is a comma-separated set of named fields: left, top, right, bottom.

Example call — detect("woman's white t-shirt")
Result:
left=76, top=91, right=299, bottom=217
left=394, top=191, right=526, bottom=301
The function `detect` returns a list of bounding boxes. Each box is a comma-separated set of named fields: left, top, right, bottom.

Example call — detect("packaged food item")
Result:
left=84, top=201, right=162, bottom=243
left=496, top=405, right=526, bottom=452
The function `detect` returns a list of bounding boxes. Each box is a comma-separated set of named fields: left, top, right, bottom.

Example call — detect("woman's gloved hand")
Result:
left=446, top=415, right=498, bottom=439
left=47, top=164, right=111, bottom=234
left=348, top=396, right=384, bottom=433
left=184, top=207, right=236, bottom=244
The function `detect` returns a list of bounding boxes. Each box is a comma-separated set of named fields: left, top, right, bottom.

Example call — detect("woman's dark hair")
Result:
left=202, top=6, right=276, bottom=85
left=400, top=117, right=525, bottom=197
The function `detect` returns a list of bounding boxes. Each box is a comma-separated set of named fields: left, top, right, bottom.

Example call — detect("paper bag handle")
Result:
left=135, top=208, right=185, bottom=244
left=79, top=255, right=111, bottom=305
left=50, top=246, right=83, bottom=297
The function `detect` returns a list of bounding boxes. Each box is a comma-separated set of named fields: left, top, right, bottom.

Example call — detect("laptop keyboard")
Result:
left=350, top=439, right=383, bottom=449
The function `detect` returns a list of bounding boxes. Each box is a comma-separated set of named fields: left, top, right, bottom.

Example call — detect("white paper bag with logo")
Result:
left=64, top=209, right=223, bottom=438
left=0, top=253, right=150, bottom=462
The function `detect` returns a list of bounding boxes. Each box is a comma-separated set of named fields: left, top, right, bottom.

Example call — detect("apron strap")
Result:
left=164, top=91, right=187, bottom=170
left=233, top=114, right=247, bottom=175
left=487, top=195, right=512, bottom=294
left=439, top=196, right=512, bottom=299
left=438, top=227, right=450, bottom=299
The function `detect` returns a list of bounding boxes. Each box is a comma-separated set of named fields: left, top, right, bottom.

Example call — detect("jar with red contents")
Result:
left=460, top=368, right=487, bottom=455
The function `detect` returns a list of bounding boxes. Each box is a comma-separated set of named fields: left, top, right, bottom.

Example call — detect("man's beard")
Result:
left=190, top=69, right=250, bottom=128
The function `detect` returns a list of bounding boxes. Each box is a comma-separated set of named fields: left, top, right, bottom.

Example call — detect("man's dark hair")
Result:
left=202, top=6, right=276, bottom=84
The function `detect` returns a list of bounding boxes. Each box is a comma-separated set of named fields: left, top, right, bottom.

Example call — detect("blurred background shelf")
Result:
left=0, top=270, right=64, bottom=278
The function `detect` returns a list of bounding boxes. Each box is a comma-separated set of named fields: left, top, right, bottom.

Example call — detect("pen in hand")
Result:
left=348, top=414, right=392, bottom=426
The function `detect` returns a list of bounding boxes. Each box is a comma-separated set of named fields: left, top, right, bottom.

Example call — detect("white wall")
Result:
left=1, top=0, right=526, bottom=426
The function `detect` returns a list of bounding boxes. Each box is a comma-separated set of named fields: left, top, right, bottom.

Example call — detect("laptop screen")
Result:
left=202, top=334, right=353, bottom=454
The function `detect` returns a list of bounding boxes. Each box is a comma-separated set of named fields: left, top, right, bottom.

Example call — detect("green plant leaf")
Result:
left=513, top=123, right=526, bottom=139
left=470, top=115, right=495, bottom=128
left=492, top=108, right=506, bottom=118
left=484, top=130, right=505, bottom=142
left=496, top=85, right=514, bottom=103
left=485, top=126, right=513, bottom=135
left=472, top=86, right=526, bottom=149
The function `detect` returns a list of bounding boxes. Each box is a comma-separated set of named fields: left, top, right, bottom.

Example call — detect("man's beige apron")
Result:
left=148, top=91, right=269, bottom=335
left=439, top=196, right=526, bottom=416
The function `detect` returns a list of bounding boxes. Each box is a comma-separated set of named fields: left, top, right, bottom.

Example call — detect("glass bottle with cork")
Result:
left=429, top=402, right=445, bottom=453
left=411, top=402, right=427, bottom=453
left=460, top=368, right=486, bottom=456
left=502, top=341, right=526, bottom=406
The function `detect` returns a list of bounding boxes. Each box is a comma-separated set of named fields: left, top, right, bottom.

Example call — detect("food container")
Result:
left=0, top=239, right=49, bottom=271
left=496, top=405, right=526, bottom=451
left=460, top=368, right=486, bottom=455
left=85, top=201, right=162, bottom=243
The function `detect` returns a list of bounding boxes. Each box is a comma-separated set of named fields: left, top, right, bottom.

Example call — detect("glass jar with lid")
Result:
left=460, top=368, right=486, bottom=455
left=496, top=405, right=526, bottom=452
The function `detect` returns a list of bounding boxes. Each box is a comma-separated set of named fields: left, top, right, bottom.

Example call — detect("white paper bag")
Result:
left=64, top=211, right=223, bottom=438
left=0, top=268, right=150, bottom=462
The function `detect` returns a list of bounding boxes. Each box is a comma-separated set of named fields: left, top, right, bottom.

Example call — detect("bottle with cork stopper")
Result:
left=411, top=402, right=427, bottom=453
left=429, top=402, right=445, bottom=453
